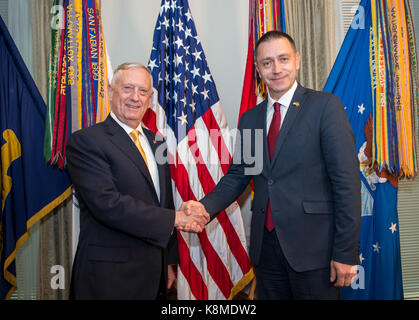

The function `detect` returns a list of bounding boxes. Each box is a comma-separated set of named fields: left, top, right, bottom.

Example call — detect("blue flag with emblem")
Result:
left=324, top=0, right=403, bottom=299
left=0, top=15, right=72, bottom=299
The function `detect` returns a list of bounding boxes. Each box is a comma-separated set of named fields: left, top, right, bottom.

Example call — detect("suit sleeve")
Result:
left=66, top=130, right=175, bottom=249
left=200, top=113, right=253, bottom=220
left=320, top=94, right=361, bottom=265
left=162, top=159, right=179, bottom=264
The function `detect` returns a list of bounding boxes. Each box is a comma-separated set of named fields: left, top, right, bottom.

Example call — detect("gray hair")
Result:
left=111, top=62, right=152, bottom=87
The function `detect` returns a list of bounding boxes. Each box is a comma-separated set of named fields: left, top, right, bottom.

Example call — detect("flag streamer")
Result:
left=44, top=0, right=111, bottom=168
left=370, top=0, right=417, bottom=177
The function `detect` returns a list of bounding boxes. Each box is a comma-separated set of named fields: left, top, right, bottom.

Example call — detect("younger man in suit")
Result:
left=184, top=31, right=361, bottom=299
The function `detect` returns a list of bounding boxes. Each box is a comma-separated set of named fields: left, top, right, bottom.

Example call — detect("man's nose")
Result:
left=272, top=60, right=282, bottom=74
left=130, top=88, right=141, bottom=101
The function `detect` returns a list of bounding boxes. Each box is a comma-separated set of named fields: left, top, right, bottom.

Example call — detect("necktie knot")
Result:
left=130, top=129, right=140, bottom=141
left=273, top=102, right=281, bottom=112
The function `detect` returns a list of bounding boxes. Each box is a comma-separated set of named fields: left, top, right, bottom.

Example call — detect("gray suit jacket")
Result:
left=201, top=84, right=361, bottom=272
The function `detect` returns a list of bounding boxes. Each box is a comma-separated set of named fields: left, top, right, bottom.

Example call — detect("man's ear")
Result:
left=108, top=84, right=113, bottom=101
left=295, top=52, right=301, bottom=71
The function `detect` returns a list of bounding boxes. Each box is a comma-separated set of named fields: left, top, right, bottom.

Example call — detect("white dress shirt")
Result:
left=266, top=81, right=298, bottom=134
left=110, top=112, right=160, bottom=201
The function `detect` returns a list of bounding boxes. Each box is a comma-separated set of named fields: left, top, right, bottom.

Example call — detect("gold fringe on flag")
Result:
left=369, top=0, right=417, bottom=178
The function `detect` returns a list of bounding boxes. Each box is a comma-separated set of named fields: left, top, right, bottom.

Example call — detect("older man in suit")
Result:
left=184, top=31, right=361, bottom=299
left=66, top=62, right=209, bottom=299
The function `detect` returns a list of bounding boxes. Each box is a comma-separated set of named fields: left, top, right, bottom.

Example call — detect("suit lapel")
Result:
left=143, top=128, right=167, bottom=206
left=258, top=100, right=271, bottom=178
left=104, top=116, right=156, bottom=196
left=270, top=85, right=308, bottom=168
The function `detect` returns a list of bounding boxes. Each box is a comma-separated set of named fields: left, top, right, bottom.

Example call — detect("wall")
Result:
left=101, top=0, right=249, bottom=129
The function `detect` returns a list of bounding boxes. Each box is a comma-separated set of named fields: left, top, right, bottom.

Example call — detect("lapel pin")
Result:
left=292, top=102, right=300, bottom=108
left=153, top=140, right=157, bottom=144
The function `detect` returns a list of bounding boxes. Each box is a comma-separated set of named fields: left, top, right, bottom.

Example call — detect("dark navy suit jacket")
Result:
left=66, top=115, right=178, bottom=299
left=201, top=84, right=361, bottom=272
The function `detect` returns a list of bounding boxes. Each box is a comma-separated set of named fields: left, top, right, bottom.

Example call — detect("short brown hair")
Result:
left=255, top=31, right=297, bottom=58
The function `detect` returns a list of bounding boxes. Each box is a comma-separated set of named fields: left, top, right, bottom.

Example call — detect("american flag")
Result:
left=144, top=0, right=254, bottom=299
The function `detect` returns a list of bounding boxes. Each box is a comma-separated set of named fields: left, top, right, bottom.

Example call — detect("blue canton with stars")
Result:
left=148, top=0, right=220, bottom=142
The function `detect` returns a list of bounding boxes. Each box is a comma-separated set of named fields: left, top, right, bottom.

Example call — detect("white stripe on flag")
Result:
left=210, top=102, right=235, bottom=155
left=177, top=267, right=195, bottom=300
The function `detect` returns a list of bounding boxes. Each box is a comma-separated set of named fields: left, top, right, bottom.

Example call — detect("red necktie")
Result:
left=265, top=102, right=281, bottom=231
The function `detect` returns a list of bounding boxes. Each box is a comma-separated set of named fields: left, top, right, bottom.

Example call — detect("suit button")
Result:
left=268, top=179, right=274, bottom=186
left=260, top=209, right=265, bottom=214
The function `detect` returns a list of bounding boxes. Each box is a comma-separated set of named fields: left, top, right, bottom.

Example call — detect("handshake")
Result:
left=174, top=200, right=210, bottom=233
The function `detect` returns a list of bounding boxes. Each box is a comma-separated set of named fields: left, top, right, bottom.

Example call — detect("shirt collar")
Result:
left=110, top=112, right=145, bottom=136
left=268, top=80, right=298, bottom=110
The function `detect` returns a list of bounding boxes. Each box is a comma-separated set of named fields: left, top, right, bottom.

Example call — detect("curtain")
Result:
left=284, top=0, right=336, bottom=90
left=28, top=0, right=74, bottom=300
left=37, top=197, right=73, bottom=299
left=7, top=0, right=32, bottom=71
left=29, top=0, right=52, bottom=102
left=12, top=223, right=40, bottom=299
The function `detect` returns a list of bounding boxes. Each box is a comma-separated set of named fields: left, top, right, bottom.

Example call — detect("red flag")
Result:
left=238, top=29, right=257, bottom=124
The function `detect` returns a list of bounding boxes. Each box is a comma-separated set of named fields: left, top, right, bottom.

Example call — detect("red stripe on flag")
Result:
left=201, top=110, right=231, bottom=175
left=239, top=29, right=257, bottom=125
left=173, top=155, right=234, bottom=298
left=143, top=108, right=159, bottom=133
left=147, top=111, right=248, bottom=298
left=177, top=230, right=208, bottom=299
left=187, top=128, right=252, bottom=276
left=169, top=160, right=208, bottom=299
left=216, top=211, right=253, bottom=274
left=196, top=115, right=253, bottom=274
left=197, top=224, right=234, bottom=298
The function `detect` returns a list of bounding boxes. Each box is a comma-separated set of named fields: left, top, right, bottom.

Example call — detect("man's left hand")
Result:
left=330, top=260, right=357, bottom=287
